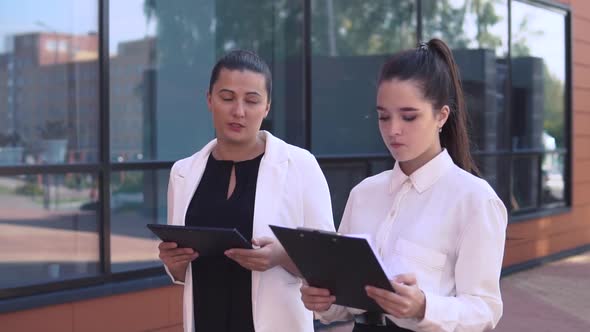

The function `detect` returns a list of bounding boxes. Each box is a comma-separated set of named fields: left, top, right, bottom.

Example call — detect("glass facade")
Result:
left=0, top=0, right=571, bottom=307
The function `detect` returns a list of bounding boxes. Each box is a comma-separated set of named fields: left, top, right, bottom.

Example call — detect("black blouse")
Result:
left=185, top=152, right=263, bottom=332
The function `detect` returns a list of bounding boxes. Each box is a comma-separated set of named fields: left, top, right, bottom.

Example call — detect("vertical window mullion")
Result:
left=99, top=0, right=111, bottom=275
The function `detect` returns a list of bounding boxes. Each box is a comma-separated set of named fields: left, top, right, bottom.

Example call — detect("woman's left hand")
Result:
left=225, top=237, right=284, bottom=272
left=365, top=273, right=426, bottom=320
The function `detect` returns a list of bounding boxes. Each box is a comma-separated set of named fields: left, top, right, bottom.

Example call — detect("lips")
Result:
left=228, top=122, right=245, bottom=132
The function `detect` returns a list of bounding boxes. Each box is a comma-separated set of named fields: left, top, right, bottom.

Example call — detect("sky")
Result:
left=0, top=0, right=566, bottom=80
left=0, top=0, right=155, bottom=55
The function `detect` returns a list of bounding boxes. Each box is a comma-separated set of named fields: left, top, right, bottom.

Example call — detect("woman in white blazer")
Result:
left=300, top=39, right=507, bottom=332
left=158, top=50, right=334, bottom=332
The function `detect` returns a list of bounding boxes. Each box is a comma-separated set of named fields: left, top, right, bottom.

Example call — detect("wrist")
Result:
left=417, top=290, right=426, bottom=319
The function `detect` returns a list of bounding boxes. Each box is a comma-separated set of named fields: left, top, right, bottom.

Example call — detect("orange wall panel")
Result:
left=72, top=287, right=176, bottom=332
left=573, top=181, right=590, bottom=206
left=573, top=65, right=590, bottom=89
left=573, top=88, right=590, bottom=112
left=574, top=112, right=590, bottom=136
left=0, top=303, right=73, bottom=332
left=504, top=222, right=590, bottom=266
left=574, top=160, right=590, bottom=183
left=572, top=1, right=590, bottom=21
left=573, top=17, right=590, bottom=44
left=574, top=137, right=590, bottom=160
left=573, top=41, right=590, bottom=66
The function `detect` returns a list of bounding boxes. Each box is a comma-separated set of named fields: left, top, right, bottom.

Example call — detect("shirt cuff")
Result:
left=415, top=290, right=444, bottom=330
left=164, top=265, right=185, bottom=285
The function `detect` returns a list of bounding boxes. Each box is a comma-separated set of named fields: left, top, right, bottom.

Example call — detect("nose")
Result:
left=232, top=101, right=246, bottom=118
left=388, top=118, right=402, bottom=136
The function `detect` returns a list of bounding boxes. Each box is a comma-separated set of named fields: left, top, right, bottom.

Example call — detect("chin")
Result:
left=389, top=150, right=418, bottom=163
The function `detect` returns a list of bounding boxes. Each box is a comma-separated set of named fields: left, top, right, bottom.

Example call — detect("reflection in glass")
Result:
left=511, top=1, right=566, bottom=150
left=511, top=156, right=539, bottom=211
left=311, top=0, right=417, bottom=155
left=423, top=0, right=509, bottom=197
left=110, top=169, right=169, bottom=272
left=510, top=1, right=567, bottom=211
left=109, top=0, right=305, bottom=162
left=319, top=161, right=368, bottom=227
left=0, top=0, right=99, bottom=165
left=541, top=152, right=565, bottom=206
left=0, top=173, right=100, bottom=289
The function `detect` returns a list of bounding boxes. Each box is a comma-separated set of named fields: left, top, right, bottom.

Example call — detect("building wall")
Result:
left=0, top=286, right=183, bottom=332
left=503, top=0, right=590, bottom=266
left=0, top=1, right=588, bottom=331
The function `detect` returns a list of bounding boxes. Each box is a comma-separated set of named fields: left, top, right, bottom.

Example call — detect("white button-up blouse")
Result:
left=317, top=149, right=508, bottom=332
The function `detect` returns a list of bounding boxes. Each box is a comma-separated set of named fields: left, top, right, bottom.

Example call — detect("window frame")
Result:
left=0, top=0, right=572, bottom=310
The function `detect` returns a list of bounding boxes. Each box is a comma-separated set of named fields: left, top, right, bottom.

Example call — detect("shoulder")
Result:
left=170, top=143, right=213, bottom=177
left=265, top=131, right=318, bottom=165
left=442, top=166, right=507, bottom=224
left=445, top=166, right=500, bottom=202
left=350, top=170, right=392, bottom=197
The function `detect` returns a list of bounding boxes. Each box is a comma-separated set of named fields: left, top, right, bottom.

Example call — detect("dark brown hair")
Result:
left=378, top=38, right=479, bottom=175
left=209, top=49, right=272, bottom=103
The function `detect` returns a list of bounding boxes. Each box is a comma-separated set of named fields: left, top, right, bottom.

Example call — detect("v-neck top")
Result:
left=185, top=152, right=264, bottom=332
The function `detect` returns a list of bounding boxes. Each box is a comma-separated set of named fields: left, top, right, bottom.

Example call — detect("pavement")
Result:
left=495, top=250, right=590, bottom=332
left=318, top=250, right=590, bottom=332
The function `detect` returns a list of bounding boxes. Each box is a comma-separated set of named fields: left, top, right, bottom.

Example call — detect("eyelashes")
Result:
left=377, top=116, right=417, bottom=122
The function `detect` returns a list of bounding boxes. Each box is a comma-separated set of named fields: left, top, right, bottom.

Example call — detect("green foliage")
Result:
left=15, top=182, right=44, bottom=196
left=311, top=0, right=416, bottom=55
left=543, top=65, right=565, bottom=147
left=112, top=172, right=144, bottom=194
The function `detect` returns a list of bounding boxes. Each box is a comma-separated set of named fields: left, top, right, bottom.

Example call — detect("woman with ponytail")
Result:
left=300, top=39, right=507, bottom=332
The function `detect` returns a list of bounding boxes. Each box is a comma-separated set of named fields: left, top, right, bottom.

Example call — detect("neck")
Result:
left=212, top=133, right=265, bottom=162
left=399, top=144, right=443, bottom=175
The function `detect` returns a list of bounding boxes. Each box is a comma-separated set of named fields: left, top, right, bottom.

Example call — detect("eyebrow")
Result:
left=376, top=106, right=419, bottom=112
left=217, top=89, right=262, bottom=97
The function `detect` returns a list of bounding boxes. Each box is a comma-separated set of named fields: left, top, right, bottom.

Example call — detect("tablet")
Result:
left=270, top=225, right=394, bottom=312
left=147, top=224, right=252, bottom=256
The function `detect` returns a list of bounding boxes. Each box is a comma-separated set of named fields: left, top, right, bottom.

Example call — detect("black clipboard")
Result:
left=270, top=225, right=394, bottom=312
left=147, top=224, right=252, bottom=256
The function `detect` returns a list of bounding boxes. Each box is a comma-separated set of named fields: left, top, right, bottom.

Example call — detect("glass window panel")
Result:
left=541, top=152, right=566, bottom=207
left=109, top=0, right=304, bottom=162
left=422, top=0, right=510, bottom=153
left=311, top=0, right=417, bottom=155
left=511, top=155, right=541, bottom=212
left=0, top=0, right=99, bottom=165
left=110, top=169, right=169, bottom=273
left=511, top=1, right=566, bottom=150
left=474, top=154, right=510, bottom=206
left=0, top=173, right=100, bottom=290
left=319, top=160, right=368, bottom=228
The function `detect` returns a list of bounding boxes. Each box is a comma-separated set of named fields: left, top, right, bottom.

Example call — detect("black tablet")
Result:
left=147, top=224, right=252, bottom=256
left=270, top=225, right=394, bottom=312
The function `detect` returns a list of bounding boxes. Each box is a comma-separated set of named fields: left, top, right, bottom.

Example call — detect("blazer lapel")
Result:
left=251, top=131, right=289, bottom=325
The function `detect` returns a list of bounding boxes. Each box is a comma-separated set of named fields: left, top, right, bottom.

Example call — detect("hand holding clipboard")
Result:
left=270, top=225, right=394, bottom=312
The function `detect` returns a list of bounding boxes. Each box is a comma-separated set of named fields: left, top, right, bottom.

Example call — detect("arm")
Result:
left=414, top=198, right=508, bottom=332
left=161, top=163, right=195, bottom=284
left=313, top=188, right=361, bottom=324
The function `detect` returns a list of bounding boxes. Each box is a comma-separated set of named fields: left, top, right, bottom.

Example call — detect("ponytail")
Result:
left=427, top=39, right=479, bottom=175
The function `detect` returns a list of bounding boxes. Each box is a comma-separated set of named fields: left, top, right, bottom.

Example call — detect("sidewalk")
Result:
left=495, top=250, right=590, bottom=332
left=319, top=250, right=590, bottom=332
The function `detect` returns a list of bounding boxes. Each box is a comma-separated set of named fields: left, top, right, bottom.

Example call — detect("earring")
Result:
left=438, top=127, right=442, bottom=133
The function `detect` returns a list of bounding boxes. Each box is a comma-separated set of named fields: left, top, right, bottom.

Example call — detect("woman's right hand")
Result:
left=158, top=242, right=199, bottom=282
left=300, top=285, right=336, bottom=312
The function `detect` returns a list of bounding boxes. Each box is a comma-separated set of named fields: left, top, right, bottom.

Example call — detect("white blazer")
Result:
left=165, top=131, right=335, bottom=332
